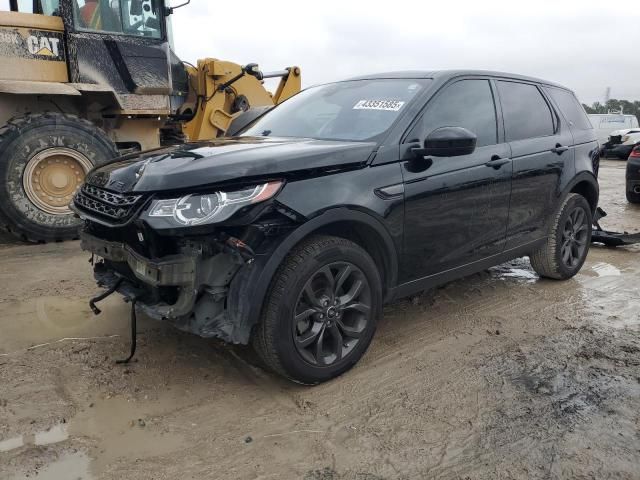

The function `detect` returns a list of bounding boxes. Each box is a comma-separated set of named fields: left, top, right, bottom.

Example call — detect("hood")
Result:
left=610, top=128, right=640, bottom=137
left=86, top=136, right=376, bottom=193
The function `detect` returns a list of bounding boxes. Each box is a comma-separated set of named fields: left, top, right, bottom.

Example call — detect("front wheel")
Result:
left=252, top=235, right=382, bottom=384
left=530, top=193, right=592, bottom=280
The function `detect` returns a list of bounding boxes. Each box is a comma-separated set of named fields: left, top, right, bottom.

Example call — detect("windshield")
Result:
left=241, top=79, right=430, bottom=142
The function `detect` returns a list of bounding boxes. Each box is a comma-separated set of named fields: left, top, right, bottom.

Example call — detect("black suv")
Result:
left=627, top=146, right=640, bottom=203
left=74, top=70, right=600, bottom=384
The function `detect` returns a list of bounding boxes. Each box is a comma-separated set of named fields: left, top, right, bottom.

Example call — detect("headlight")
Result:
left=147, top=181, right=282, bottom=226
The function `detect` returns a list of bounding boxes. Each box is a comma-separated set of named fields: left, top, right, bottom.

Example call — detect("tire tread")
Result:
left=530, top=193, right=590, bottom=280
left=0, top=112, right=116, bottom=243
left=253, top=235, right=375, bottom=383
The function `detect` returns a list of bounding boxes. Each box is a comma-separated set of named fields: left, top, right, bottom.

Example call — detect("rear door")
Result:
left=545, top=86, right=599, bottom=177
left=495, top=80, right=574, bottom=249
left=400, top=78, right=512, bottom=282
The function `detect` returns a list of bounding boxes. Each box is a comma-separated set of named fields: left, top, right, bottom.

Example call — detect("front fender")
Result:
left=226, top=207, right=399, bottom=344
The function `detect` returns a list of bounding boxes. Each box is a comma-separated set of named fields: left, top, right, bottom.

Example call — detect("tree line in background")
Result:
left=582, top=99, right=640, bottom=123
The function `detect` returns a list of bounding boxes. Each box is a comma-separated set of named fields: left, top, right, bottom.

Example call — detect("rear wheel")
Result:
left=530, top=193, right=592, bottom=280
left=626, top=185, right=640, bottom=204
left=253, top=235, right=382, bottom=384
left=0, top=113, right=118, bottom=242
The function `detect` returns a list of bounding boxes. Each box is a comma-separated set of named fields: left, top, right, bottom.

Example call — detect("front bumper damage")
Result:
left=80, top=231, right=254, bottom=344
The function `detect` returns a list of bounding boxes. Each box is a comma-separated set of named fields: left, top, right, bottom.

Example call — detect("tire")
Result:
left=530, top=193, right=592, bottom=280
left=626, top=187, right=640, bottom=204
left=0, top=113, right=118, bottom=242
left=252, top=235, right=382, bottom=384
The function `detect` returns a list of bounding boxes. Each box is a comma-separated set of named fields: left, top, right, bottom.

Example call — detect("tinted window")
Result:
left=498, top=81, right=555, bottom=141
left=74, top=0, right=162, bottom=39
left=546, top=87, right=593, bottom=131
left=242, top=79, right=429, bottom=142
left=419, top=80, right=498, bottom=147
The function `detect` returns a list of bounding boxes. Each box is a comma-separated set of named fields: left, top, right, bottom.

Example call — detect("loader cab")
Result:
left=61, top=0, right=188, bottom=103
left=1, top=0, right=188, bottom=109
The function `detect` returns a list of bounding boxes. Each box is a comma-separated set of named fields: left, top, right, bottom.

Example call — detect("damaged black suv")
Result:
left=74, top=71, right=600, bottom=384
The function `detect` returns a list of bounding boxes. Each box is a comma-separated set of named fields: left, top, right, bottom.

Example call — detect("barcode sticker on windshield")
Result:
left=353, top=100, right=405, bottom=111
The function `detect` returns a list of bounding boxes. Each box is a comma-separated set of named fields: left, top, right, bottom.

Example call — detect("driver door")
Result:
left=400, top=78, right=513, bottom=282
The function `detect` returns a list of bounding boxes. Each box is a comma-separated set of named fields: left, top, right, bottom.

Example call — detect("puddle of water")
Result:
left=7, top=451, right=92, bottom=480
left=496, top=268, right=538, bottom=280
left=577, top=264, right=640, bottom=330
left=591, top=262, right=622, bottom=277
left=0, top=296, right=129, bottom=353
left=489, top=260, right=538, bottom=282
left=0, top=423, right=68, bottom=453
left=2, top=396, right=185, bottom=478
left=70, top=395, right=185, bottom=473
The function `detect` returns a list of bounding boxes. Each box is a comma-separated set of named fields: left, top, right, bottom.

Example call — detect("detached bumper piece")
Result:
left=592, top=208, right=640, bottom=247
left=87, top=276, right=139, bottom=363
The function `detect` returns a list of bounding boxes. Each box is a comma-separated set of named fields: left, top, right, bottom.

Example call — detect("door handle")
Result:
left=485, top=156, right=510, bottom=169
left=551, top=144, right=569, bottom=154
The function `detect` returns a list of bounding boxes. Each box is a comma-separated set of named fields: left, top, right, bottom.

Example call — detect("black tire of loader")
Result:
left=0, top=113, right=118, bottom=243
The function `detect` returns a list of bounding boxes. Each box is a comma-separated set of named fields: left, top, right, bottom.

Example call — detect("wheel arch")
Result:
left=563, top=172, right=599, bottom=214
left=227, top=208, right=399, bottom=344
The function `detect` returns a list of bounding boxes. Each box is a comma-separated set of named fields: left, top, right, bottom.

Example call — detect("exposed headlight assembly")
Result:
left=147, top=181, right=282, bottom=226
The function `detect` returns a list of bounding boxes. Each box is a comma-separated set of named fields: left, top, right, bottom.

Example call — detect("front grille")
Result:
left=74, top=184, right=144, bottom=223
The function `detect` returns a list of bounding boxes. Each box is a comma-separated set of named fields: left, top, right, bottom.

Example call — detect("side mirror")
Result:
left=412, top=126, right=477, bottom=158
left=164, top=0, right=191, bottom=16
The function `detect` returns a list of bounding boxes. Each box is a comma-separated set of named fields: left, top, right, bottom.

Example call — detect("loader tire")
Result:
left=530, top=193, right=592, bottom=280
left=0, top=113, right=118, bottom=243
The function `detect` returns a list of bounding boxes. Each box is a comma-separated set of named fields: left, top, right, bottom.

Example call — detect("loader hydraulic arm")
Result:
left=181, top=59, right=301, bottom=141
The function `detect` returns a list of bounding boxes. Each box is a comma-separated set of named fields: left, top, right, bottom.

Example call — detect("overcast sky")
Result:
left=170, top=0, right=639, bottom=105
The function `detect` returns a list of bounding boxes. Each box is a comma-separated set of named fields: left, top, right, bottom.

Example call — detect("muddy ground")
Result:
left=1, top=159, right=639, bottom=480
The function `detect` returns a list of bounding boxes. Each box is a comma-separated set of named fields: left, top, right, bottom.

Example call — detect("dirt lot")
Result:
left=0, top=159, right=639, bottom=480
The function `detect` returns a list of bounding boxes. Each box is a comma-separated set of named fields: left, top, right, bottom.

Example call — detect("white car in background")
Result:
left=588, top=114, right=640, bottom=145
left=602, top=128, right=640, bottom=159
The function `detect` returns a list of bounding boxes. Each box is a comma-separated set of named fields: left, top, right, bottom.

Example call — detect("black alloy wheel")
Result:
left=293, top=262, right=372, bottom=367
left=530, top=193, right=592, bottom=280
left=253, top=235, right=382, bottom=384
left=560, top=206, right=589, bottom=268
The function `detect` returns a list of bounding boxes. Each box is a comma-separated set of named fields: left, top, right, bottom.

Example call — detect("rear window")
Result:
left=546, top=87, right=593, bottom=131
left=497, top=81, right=555, bottom=142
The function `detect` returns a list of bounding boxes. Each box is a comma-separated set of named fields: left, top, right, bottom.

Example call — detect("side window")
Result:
left=74, top=0, right=162, bottom=39
left=75, top=0, right=123, bottom=32
left=2, top=0, right=54, bottom=12
left=546, top=87, right=593, bottom=131
left=497, top=81, right=555, bottom=141
left=420, top=79, right=498, bottom=147
left=40, top=0, right=60, bottom=15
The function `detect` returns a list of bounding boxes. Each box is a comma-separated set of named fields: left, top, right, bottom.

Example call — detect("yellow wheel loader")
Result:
left=0, top=0, right=300, bottom=242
